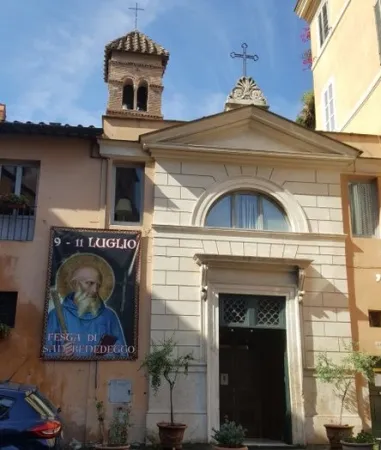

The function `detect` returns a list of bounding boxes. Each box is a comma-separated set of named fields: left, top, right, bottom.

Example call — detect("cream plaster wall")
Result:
left=153, top=161, right=344, bottom=234
left=146, top=159, right=360, bottom=444
left=310, top=0, right=381, bottom=133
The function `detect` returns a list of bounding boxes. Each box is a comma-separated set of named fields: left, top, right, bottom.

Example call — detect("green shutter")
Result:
left=375, top=0, right=381, bottom=61
left=319, top=12, right=324, bottom=47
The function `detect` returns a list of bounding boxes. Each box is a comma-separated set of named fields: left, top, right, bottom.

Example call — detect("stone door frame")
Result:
left=205, top=281, right=306, bottom=445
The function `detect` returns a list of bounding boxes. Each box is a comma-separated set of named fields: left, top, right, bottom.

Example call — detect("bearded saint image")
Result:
left=45, top=264, right=126, bottom=358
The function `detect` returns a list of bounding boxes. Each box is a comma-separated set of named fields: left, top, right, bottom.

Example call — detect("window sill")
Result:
left=109, top=221, right=143, bottom=228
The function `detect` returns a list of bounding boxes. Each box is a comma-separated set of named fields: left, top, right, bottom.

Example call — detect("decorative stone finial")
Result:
left=224, top=76, right=269, bottom=111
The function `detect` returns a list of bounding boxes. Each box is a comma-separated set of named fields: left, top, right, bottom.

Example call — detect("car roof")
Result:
left=0, top=381, right=37, bottom=393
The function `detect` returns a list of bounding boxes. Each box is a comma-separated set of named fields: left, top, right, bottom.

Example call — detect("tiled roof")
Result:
left=104, top=30, right=169, bottom=81
left=0, top=121, right=103, bottom=138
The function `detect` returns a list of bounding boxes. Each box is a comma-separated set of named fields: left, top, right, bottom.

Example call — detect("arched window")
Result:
left=205, top=191, right=289, bottom=231
left=122, top=80, right=134, bottom=110
left=137, top=81, right=148, bottom=111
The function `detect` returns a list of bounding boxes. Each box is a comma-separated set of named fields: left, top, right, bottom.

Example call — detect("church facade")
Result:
left=0, top=26, right=379, bottom=446
left=99, top=30, right=365, bottom=445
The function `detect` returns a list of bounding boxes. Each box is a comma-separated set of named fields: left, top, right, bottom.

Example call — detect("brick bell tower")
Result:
left=104, top=30, right=169, bottom=119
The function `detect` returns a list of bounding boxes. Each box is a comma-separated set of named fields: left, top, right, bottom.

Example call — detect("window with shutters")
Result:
left=348, top=179, right=379, bottom=237
left=375, top=0, right=381, bottom=61
left=318, top=1, right=330, bottom=47
left=323, top=81, right=335, bottom=131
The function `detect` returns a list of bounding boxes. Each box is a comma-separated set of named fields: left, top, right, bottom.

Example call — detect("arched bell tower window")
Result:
left=205, top=191, right=289, bottom=231
left=122, top=79, right=134, bottom=110
left=137, top=81, right=148, bottom=111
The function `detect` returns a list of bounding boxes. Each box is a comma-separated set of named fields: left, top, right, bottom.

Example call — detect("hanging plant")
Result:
left=0, top=193, right=30, bottom=209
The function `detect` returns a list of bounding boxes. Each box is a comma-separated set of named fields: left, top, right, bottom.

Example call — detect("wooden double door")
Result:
left=219, top=327, right=291, bottom=443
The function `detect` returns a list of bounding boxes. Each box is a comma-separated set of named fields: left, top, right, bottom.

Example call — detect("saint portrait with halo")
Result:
left=44, top=252, right=126, bottom=358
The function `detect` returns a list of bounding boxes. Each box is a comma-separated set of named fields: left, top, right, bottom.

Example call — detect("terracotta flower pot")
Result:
left=157, top=422, right=187, bottom=449
left=324, top=424, right=354, bottom=449
left=341, top=442, right=376, bottom=450
left=0, top=203, right=26, bottom=209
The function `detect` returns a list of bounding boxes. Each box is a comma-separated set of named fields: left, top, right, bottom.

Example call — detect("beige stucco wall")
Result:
left=311, top=0, right=381, bottom=133
left=0, top=135, right=154, bottom=443
left=103, top=116, right=183, bottom=141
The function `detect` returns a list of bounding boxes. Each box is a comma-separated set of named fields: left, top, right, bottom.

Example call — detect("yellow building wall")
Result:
left=311, top=0, right=381, bottom=132
left=344, top=82, right=381, bottom=134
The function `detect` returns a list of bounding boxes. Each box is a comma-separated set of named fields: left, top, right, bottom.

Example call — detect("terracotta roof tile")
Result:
left=104, top=30, right=169, bottom=81
left=0, top=121, right=103, bottom=138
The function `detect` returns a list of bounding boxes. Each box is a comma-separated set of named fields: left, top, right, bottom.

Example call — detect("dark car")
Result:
left=0, top=382, right=63, bottom=449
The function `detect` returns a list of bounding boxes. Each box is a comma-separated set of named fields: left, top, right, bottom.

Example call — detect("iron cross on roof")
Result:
left=129, top=2, right=144, bottom=30
left=230, top=43, right=259, bottom=77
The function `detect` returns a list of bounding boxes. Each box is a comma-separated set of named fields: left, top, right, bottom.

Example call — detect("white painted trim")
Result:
left=152, top=224, right=347, bottom=241
left=99, top=142, right=151, bottom=161
left=206, top=282, right=305, bottom=445
left=340, top=67, right=381, bottom=131
left=321, top=77, right=336, bottom=131
left=191, top=176, right=310, bottom=233
left=315, top=0, right=330, bottom=51
left=312, top=0, right=351, bottom=70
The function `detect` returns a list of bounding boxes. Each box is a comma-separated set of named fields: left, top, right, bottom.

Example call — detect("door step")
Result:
left=247, top=446, right=305, bottom=449
left=246, top=443, right=305, bottom=449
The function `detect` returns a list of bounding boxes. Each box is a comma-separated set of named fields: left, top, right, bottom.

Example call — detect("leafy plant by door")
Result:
left=139, top=336, right=194, bottom=426
left=315, top=342, right=380, bottom=424
left=211, top=417, right=247, bottom=449
left=0, top=323, right=11, bottom=339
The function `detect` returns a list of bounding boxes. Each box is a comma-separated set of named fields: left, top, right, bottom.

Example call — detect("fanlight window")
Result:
left=205, top=191, right=289, bottom=231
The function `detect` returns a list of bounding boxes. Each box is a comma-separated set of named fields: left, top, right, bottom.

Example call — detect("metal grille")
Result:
left=257, top=298, right=283, bottom=326
left=223, top=296, right=248, bottom=324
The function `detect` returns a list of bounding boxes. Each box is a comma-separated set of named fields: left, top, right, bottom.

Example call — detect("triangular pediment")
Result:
left=141, top=105, right=361, bottom=162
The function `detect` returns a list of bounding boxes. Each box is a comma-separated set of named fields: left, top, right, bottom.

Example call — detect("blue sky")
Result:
left=0, top=0, right=311, bottom=127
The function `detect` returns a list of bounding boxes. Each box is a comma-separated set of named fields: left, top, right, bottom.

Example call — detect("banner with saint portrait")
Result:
left=41, top=227, right=141, bottom=361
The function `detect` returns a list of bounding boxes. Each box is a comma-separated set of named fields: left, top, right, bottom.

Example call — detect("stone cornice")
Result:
left=294, top=0, right=320, bottom=21
left=152, top=224, right=347, bottom=242
left=140, top=105, right=361, bottom=160
left=193, top=253, right=313, bottom=270
left=106, top=109, right=163, bottom=120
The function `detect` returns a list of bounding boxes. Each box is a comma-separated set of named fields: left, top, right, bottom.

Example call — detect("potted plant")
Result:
left=341, top=430, right=377, bottom=450
left=139, top=337, right=194, bottom=449
left=0, top=193, right=29, bottom=209
left=95, top=401, right=131, bottom=449
left=211, top=417, right=248, bottom=450
left=315, top=342, right=380, bottom=449
left=0, top=323, right=11, bottom=339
